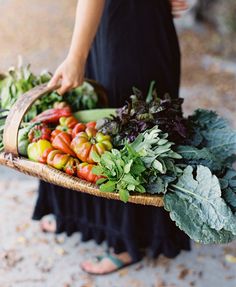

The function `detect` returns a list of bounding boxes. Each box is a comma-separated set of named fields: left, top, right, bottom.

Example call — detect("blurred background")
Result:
left=0, top=0, right=236, bottom=286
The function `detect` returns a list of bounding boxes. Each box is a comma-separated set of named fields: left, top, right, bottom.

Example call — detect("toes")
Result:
left=80, top=257, right=119, bottom=275
left=80, top=260, right=91, bottom=270
left=80, top=261, right=89, bottom=271
left=40, top=220, right=56, bottom=233
left=80, top=260, right=103, bottom=274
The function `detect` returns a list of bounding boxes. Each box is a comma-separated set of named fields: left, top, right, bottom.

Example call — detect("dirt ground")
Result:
left=0, top=1, right=236, bottom=287
left=1, top=168, right=236, bottom=287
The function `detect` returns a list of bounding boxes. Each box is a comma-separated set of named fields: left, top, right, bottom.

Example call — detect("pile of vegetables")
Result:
left=95, top=90, right=236, bottom=244
left=18, top=108, right=111, bottom=183
left=25, top=112, right=111, bottom=183
left=0, top=64, right=99, bottom=152
left=1, top=64, right=236, bottom=245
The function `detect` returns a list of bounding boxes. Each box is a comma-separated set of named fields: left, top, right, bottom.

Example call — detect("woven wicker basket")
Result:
left=0, top=81, right=164, bottom=207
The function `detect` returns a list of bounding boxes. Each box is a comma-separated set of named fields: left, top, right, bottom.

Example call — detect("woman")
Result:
left=33, top=0, right=190, bottom=275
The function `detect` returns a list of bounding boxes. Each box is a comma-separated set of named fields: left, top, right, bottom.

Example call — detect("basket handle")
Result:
left=3, top=83, right=60, bottom=156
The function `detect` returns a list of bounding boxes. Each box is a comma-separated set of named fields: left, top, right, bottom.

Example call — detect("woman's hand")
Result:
left=170, top=0, right=189, bottom=18
left=48, top=56, right=85, bottom=95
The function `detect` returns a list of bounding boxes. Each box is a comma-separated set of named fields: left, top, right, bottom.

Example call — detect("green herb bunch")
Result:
left=130, top=127, right=182, bottom=194
left=92, top=147, right=146, bottom=202
left=93, top=126, right=182, bottom=201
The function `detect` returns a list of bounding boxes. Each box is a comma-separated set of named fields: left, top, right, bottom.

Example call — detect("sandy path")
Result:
left=1, top=168, right=236, bottom=287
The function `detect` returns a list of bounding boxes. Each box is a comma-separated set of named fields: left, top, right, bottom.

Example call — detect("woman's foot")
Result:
left=39, top=215, right=56, bottom=233
left=80, top=252, right=133, bottom=275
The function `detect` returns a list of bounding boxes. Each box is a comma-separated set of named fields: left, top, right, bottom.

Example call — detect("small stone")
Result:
left=54, top=235, right=66, bottom=244
left=118, top=267, right=129, bottom=277
left=178, top=268, right=190, bottom=280
left=16, top=236, right=27, bottom=244
left=225, top=254, right=236, bottom=263
left=54, top=247, right=67, bottom=256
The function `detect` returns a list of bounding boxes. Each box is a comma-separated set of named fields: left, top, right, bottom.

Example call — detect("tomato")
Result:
left=77, top=162, right=103, bottom=183
left=71, top=127, right=112, bottom=163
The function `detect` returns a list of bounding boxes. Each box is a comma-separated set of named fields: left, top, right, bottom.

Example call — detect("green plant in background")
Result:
left=0, top=64, right=62, bottom=152
left=0, top=64, right=60, bottom=122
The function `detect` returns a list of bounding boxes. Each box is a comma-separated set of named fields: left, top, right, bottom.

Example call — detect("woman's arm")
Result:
left=49, top=0, right=105, bottom=95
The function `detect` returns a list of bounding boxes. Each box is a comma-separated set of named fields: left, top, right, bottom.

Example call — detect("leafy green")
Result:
left=146, top=175, right=176, bottom=194
left=177, top=145, right=222, bottom=171
left=0, top=109, right=8, bottom=152
left=163, top=109, right=236, bottom=244
left=64, top=82, right=98, bottom=111
left=164, top=165, right=236, bottom=243
left=131, top=127, right=182, bottom=173
left=219, top=169, right=236, bottom=213
left=164, top=193, right=236, bottom=244
left=189, top=109, right=236, bottom=162
left=99, top=83, right=190, bottom=147
left=0, top=64, right=99, bottom=123
left=0, top=65, right=51, bottom=108
left=94, top=127, right=182, bottom=200
left=0, top=63, right=100, bottom=152
left=202, top=128, right=236, bottom=160
left=223, top=189, right=236, bottom=213
left=190, top=109, right=229, bottom=131
left=130, top=126, right=182, bottom=194
left=0, top=64, right=61, bottom=122
left=92, top=148, right=146, bottom=202
left=2, top=68, right=236, bottom=246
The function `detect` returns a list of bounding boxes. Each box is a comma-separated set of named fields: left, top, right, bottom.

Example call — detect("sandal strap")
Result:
left=96, top=253, right=125, bottom=269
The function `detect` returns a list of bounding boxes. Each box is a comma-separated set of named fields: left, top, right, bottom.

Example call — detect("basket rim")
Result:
left=0, top=152, right=164, bottom=207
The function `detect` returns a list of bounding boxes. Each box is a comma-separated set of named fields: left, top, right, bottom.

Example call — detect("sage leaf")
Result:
left=124, top=160, right=133, bottom=174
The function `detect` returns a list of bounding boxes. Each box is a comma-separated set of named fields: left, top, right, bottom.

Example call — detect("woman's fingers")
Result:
left=171, top=0, right=188, bottom=6
left=171, top=0, right=189, bottom=17
left=47, top=57, right=85, bottom=95
left=57, top=79, right=73, bottom=96
left=57, top=77, right=84, bottom=95
left=48, top=70, right=62, bottom=88
left=48, top=71, right=71, bottom=95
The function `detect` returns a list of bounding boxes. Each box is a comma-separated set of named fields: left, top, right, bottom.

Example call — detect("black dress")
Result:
left=33, top=0, right=190, bottom=262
